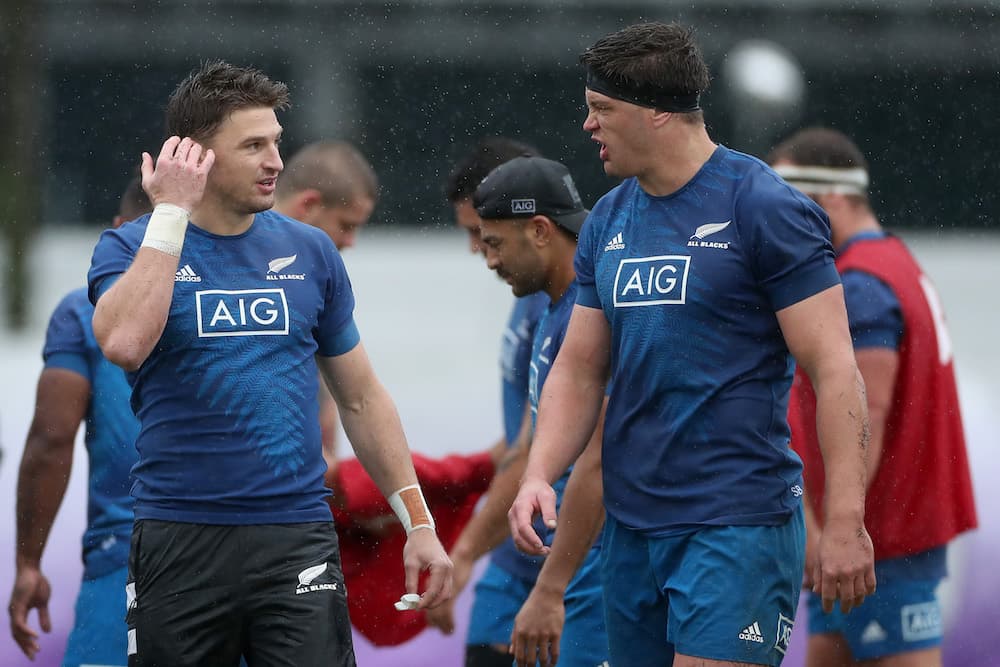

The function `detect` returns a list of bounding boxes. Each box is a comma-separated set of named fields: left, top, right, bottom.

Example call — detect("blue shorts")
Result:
left=807, top=577, right=943, bottom=660
left=560, top=547, right=610, bottom=666
left=62, top=566, right=128, bottom=667
left=601, top=507, right=804, bottom=667
left=467, top=560, right=535, bottom=647
left=467, top=553, right=610, bottom=667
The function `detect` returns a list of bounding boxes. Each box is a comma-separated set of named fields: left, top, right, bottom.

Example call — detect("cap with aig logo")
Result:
left=473, top=156, right=589, bottom=235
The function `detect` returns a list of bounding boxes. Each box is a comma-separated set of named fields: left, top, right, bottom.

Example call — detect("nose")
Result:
left=485, top=248, right=500, bottom=271
left=266, top=143, right=283, bottom=173
left=583, top=110, right=598, bottom=132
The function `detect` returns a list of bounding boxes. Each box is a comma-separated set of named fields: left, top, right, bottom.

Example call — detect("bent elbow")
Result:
left=97, top=332, right=146, bottom=372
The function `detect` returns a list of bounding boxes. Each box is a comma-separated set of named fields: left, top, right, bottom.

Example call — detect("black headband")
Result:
left=586, top=67, right=701, bottom=113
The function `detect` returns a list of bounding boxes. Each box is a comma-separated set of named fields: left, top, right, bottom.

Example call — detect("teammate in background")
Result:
left=770, top=127, right=978, bottom=667
left=474, top=156, right=608, bottom=667
left=273, top=140, right=378, bottom=465
left=509, top=22, right=876, bottom=667
left=87, top=61, right=451, bottom=666
left=424, top=137, right=550, bottom=667
left=8, top=176, right=151, bottom=666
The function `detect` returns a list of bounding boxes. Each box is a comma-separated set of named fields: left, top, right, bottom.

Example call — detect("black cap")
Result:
left=473, top=156, right=589, bottom=235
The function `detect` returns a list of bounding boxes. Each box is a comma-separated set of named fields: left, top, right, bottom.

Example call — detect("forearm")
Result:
left=527, top=363, right=605, bottom=485
left=451, top=446, right=528, bottom=562
left=814, top=363, right=869, bottom=522
left=93, top=248, right=179, bottom=370
left=533, top=436, right=604, bottom=595
left=15, top=434, right=73, bottom=568
left=338, top=380, right=419, bottom=499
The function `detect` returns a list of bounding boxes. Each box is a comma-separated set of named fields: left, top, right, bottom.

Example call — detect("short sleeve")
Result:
left=315, top=240, right=360, bottom=357
left=841, top=270, right=903, bottom=350
left=742, top=179, right=840, bottom=311
left=88, top=220, right=145, bottom=305
left=573, top=213, right=602, bottom=309
left=43, top=292, right=92, bottom=382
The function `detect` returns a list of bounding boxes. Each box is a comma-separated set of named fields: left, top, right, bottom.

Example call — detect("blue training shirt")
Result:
left=43, top=288, right=139, bottom=578
left=839, top=232, right=903, bottom=350
left=87, top=210, right=360, bottom=525
left=528, top=281, right=598, bottom=550
left=490, top=292, right=548, bottom=580
left=500, top=293, right=549, bottom=443
left=575, top=145, right=841, bottom=536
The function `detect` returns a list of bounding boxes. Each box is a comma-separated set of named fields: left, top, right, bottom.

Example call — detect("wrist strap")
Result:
left=140, top=203, right=189, bottom=257
left=388, top=484, right=435, bottom=534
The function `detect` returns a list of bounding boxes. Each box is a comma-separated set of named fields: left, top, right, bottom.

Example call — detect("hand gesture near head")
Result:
left=141, top=136, right=215, bottom=211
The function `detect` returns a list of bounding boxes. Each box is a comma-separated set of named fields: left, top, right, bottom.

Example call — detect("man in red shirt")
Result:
left=771, top=127, right=977, bottom=667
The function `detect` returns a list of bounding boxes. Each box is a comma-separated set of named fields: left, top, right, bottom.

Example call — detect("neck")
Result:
left=833, top=210, right=882, bottom=250
left=543, top=246, right=577, bottom=302
left=636, top=125, right=717, bottom=197
left=190, top=197, right=257, bottom=236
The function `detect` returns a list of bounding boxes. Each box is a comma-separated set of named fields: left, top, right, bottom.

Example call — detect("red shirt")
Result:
left=788, top=235, right=977, bottom=560
left=328, top=451, right=494, bottom=646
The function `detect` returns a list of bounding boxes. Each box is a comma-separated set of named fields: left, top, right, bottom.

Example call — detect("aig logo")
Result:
left=196, top=289, right=289, bottom=338
left=613, top=255, right=691, bottom=308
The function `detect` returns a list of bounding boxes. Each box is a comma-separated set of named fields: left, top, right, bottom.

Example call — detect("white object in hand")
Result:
left=394, top=593, right=421, bottom=611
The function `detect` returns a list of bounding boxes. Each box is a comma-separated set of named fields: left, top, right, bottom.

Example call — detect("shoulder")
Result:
left=589, top=179, right=637, bottom=220
left=54, top=287, right=92, bottom=315
left=101, top=214, right=150, bottom=248
left=256, top=210, right=339, bottom=253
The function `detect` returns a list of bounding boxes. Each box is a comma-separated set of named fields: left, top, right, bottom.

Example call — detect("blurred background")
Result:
left=0, top=1, right=997, bottom=666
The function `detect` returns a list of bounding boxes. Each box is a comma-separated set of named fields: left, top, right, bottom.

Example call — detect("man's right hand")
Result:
left=425, top=550, right=475, bottom=635
left=140, top=135, right=215, bottom=211
left=508, top=477, right=557, bottom=556
left=8, top=566, right=52, bottom=660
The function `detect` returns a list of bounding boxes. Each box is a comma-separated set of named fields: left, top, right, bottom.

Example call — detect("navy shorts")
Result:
left=600, top=506, right=804, bottom=667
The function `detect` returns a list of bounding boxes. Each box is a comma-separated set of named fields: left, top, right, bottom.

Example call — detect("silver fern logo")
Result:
left=298, top=563, right=327, bottom=586
left=295, top=562, right=338, bottom=595
left=690, top=220, right=731, bottom=240
left=266, top=254, right=306, bottom=281
left=268, top=254, right=298, bottom=273
left=688, top=220, right=732, bottom=249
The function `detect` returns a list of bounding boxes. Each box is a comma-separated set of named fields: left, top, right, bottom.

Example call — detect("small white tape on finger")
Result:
left=394, top=593, right=421, bottom=611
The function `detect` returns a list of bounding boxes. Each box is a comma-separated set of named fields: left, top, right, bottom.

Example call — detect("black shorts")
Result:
left=126, top=519, right=356, bottom=667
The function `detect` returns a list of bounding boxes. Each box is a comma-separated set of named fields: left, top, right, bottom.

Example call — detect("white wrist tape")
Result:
left=388, top=484, right=435, bottom=534
left=140, top=203, right=189, bottom=257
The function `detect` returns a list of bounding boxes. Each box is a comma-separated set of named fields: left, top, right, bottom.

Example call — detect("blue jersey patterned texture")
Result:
left=490, top=292, right=548, bottom=581
left=43, top=288, right=139, bottom=579
left=575, top=145, right=841, bottom=536
left=88, top=210, right=359, bottom=525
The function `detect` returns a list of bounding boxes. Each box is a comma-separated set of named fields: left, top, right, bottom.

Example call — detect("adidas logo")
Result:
left=175, top=264, right=202, bottom=282
left=738, top=621, right=765, bottom=644
left=861, top=620, right=888, bottom=643
left=604, top=232, right=625, bottom=252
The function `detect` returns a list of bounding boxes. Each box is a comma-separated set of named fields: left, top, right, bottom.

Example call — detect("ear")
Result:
left=298, top=189, right=325, bottom=212
left=650, top=109, right=673, bottom=129
left=529, top=215, right=557, bottom=246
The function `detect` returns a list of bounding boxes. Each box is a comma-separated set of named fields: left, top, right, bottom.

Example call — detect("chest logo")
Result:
left=196, top=288, right=290, bottom=337
left=267, top=254, right=305, bottom=281
left=687, top=220, right=732, bottom=249
left=613, top=255, right=690, bottom=307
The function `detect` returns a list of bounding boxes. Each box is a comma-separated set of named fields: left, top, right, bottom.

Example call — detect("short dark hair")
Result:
left=165, top=60, right=290, bottom=141
left=117, top=174, right=152, bottom=221
left=767, top=127, right=869, bottom=172
left=580, top=22, right=710, bottom=120
left=445, top=137, right=541, bottom=203
left=277, top=141, right=378, bottom=207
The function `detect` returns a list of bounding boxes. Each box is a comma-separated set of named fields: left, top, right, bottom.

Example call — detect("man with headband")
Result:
left=771, top=127, right=977, bottom=667
left=508, top=22, right=876, bottom=667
